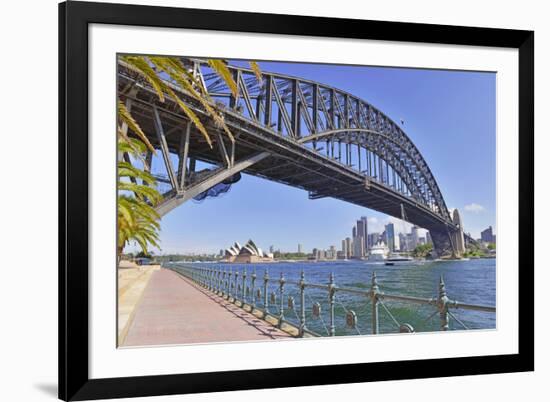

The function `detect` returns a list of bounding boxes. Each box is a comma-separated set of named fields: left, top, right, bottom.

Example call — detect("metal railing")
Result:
left=168, top=264, right=496, bottom=337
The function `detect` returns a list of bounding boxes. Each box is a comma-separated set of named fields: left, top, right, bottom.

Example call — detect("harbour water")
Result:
left=170, top=258, right=496, bottom=336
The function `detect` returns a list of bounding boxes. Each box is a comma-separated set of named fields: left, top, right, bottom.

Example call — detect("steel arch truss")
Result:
left=193, top=59, right=451, bottom=222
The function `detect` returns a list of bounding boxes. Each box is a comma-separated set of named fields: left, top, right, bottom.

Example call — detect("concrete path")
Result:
left=117, top=264, right=160, bottom=345
left=122, top=268, right=291, bottom=347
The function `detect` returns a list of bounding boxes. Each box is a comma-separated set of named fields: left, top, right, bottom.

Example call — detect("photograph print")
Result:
left=116, top=55, right=497, bottom=348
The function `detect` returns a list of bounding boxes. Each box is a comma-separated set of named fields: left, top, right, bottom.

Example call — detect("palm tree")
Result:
left=117, top=56, right=261, bottom=257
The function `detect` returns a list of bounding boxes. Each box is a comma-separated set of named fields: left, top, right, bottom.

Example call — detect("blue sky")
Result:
left=140, top=60, right=496, bottom=255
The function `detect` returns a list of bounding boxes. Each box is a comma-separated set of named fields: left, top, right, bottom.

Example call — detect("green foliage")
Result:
left=273, top=252, right=308, bottom=260
left=487, top=242, right=496, bottom=250
left=136, top=251, right=153, bottom=259
left=412, top=243, right=433, bottom=258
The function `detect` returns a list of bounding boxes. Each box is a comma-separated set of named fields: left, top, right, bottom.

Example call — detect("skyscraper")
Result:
left=355, top=218, right=367, bottom=257
left=297, top=244, right=303, bottom=254
left=345, top=237, right=352, bottom=258
left=360, top=216, right=368, bottom=252
left=385, top=223, right=396, bottom=252
left=481, top=226, right=496, bottom=243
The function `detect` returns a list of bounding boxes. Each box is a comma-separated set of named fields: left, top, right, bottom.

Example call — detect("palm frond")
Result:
left=207, top=59, right=238, bottom=97
left=249, top=61, right=263, bottom=85
left=121, top=55, right=166, bottom=102
left=150, top=57, right=234, bottom=143
left=118, top=101, right=156, bottom=153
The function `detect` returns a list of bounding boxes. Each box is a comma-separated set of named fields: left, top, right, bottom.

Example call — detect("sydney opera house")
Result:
left=223, top=239, right=274, bottom=263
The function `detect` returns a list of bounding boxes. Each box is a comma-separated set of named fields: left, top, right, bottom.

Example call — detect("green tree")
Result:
left=413, top=243, right=433, bottom=258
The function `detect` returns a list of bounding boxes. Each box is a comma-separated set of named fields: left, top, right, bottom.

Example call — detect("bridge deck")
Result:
left=122, top=268, right=291, bottom=347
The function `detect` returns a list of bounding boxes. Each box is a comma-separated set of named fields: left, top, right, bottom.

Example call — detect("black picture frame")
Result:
left=59, top=1, right=534, bottom=400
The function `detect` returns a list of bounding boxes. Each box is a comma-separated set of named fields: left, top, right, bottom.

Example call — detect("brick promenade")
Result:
left=122, top=268, right=291, bottom=346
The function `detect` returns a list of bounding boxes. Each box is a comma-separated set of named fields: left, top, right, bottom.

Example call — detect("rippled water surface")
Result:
left=169, top=258, right=496, bottom=336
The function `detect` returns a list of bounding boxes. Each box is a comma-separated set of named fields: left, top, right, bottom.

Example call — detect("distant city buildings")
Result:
left=297, top=243, right=303, bottom=254
left=481, top=226, right=496, bottom=243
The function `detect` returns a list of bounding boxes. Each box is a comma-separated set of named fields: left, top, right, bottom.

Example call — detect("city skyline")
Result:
left=128, top=60, right=496, bottom=255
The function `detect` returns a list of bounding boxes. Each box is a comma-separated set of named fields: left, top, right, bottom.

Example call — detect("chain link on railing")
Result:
left=169, top=265, right=496, bottom=337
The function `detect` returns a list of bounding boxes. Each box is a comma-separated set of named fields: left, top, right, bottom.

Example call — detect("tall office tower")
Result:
left=481, top=226, right=494, bottom=243
left=341, top=239, right=347, bottom=254
left=411, top=226, right=420, bottom=249
left=352, top=225, right=357, bottom=239
left=356, top=218, right=367, bottom=257
left=353, top=237, right=365, bottom=258
left=298, top=244, right=303, bottom=254
left=329, top=245, right=336, bottom=260
left=385, top=223, right=396, bottom=252
left=345, top=237, right=353, bottom=258
left=359, top=216, right=369, bottom=253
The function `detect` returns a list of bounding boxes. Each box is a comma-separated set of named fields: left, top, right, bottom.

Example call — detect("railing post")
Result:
left=228, top=269, right=233, bottom=299
left=263, top=269, right=269, bottom=313
left=234, top=270, right=239, bottom=302
left=328, top=272, right=336, bottom=336
left=251, top=269, right=257, bottom=309
left=370, top=271, right=380, bottom=334
left=278, top=272, right=285, bottom=328
left=223, top=269, right=227, bottom=297
left=437, top=275, right=449, bottom=331
left=242, top=268, right=247, bottom=303
left=299, top=270, right=306, bottom=337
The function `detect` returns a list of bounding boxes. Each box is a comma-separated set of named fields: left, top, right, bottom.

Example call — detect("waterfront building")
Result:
left=352, top=226, right=357, bottom=239
left=223, top=239, right=274, bottom=263
left=345, top=237, right=353, bottom=258
left=353, top=237, right=365, bottom=258
left=298, top=243, right=303, bottom=254
left=481, top=226, right=496, bottom=243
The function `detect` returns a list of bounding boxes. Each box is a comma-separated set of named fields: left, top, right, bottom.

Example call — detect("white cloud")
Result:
left=464, top=203, right=485, bottom=213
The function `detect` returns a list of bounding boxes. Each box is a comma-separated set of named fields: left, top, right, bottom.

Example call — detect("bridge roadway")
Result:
left=118, top=59, right=465, bottom=256
left=122, top=268, right=291, bottom=346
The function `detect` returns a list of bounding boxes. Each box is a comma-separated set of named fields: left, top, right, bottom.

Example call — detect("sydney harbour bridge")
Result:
left=118, top=58, right=472, bottom=257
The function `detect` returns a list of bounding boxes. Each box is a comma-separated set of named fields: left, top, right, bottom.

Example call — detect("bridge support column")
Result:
left=428, top=227, right=456, bottom=259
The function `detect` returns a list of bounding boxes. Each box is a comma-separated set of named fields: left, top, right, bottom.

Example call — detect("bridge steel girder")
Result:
left=155, top=151, right=271, bottom=217
left=118, top=59, right=461, bottom=256
left=195, top=60, right=451, bottom=222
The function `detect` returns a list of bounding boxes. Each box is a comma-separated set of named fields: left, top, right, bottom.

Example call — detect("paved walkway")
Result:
left=122, top=268, right=291, bottom=347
